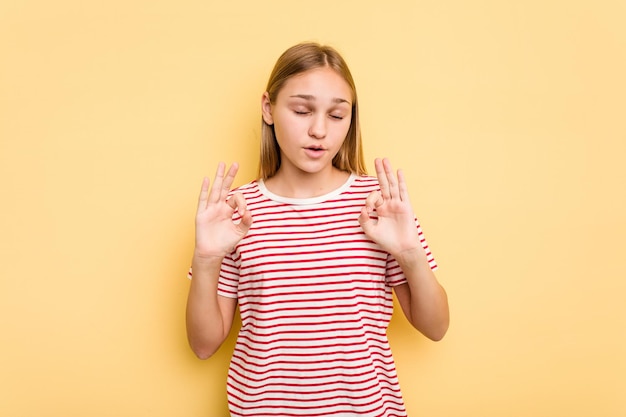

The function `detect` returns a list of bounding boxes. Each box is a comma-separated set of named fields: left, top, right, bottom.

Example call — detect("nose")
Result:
left=308, top=113, right=327, bottom=139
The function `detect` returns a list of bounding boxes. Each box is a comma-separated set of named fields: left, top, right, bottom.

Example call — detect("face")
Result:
left=262, top=66, right=353, bottom=178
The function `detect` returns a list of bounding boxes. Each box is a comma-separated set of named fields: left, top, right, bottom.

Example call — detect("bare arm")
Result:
left=358, top=158, right=449, bottom=341
left=185, top=163, right=252, bottom=359
left=186, top=255, right=238, bottom=359
left=393, top=252, right=449, bottom=341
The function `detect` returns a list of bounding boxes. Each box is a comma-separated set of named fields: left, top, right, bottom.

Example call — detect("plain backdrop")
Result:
left=1, top=1, right=625, bottom=416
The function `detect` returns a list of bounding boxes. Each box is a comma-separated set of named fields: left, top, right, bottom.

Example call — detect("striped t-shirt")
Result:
left=217, top=174, right=436, bottom=416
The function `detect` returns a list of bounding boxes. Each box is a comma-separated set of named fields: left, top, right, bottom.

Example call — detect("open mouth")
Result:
left=304, top=146, right=326, bottom=158
left=305, top=146, right=325, bottom=151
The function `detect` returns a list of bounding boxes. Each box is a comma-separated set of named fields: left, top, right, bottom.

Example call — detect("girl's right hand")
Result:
left=194, top=162, right=252, bottom=259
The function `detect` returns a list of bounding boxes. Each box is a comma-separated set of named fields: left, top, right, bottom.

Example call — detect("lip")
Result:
left=303, top=146, right=327, bottom=159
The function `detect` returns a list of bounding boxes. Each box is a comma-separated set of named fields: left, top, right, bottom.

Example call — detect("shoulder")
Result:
left=229, top=180, right=260, bottom=196
left=349, top=175, right=381, bottom=192
left=227, top=180, right=273, bottom=210
left=332, top=174, right=380, bottom=202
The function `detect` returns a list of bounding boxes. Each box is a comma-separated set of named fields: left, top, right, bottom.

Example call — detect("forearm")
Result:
left=396, top=248, right=449, bottom=341
left=185, top=253, right=234, bottom=359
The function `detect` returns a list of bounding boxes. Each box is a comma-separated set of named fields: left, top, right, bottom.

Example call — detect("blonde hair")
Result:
left=258, top=42, right=366, bottom=180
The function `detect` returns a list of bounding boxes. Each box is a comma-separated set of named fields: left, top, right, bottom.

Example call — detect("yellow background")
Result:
left=1, top=1, right=624, bottom=416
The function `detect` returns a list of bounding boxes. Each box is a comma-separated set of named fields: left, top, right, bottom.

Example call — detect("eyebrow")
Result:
left=289, top=94, right=351, bottom=105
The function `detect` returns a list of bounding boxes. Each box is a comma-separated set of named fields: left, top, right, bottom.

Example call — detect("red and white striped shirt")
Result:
left=215, top=174, right=436, bottom=416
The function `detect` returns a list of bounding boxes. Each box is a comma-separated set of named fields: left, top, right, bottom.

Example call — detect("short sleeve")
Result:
left=385, top=217, right=438, bottom=287
left=185, top=251, right=240, bottom=299
left=217, top=252, right=239, bottom=299
left=417, top=220, right=438, bottom=271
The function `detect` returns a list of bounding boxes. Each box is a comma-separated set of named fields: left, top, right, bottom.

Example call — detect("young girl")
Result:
left=186, top=42, right=449, bottom=417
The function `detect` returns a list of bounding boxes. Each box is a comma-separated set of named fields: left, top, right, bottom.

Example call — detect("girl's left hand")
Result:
left=358, top=158, right=422, bottom=258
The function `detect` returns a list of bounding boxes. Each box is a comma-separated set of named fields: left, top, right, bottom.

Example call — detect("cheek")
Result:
left=275, top=116, right=304, bottom=139
left=273, top=122, right=298, bottom=147
left=333, top=121, right=352, bottom=140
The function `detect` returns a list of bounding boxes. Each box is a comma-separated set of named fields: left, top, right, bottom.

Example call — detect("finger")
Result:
left=220, top=163, right=239, bottom=201
left=358, top=206, right=372, bottom=230
left=227, top=192, right=248, bottom=217
left=375, top=158, right=390, bottom=199
left=382, top=158, right=400, bottom=200
left=208, top=162, right=226, bottom=203
left=238, top=210, right=253, bottom=231
left=228, top=192, right=253, bottom=232
left=364, top=190, right=383, bottom=212
left=397, top=169, right=410, bottom=202
left=197, top=177, right=210, bottom=210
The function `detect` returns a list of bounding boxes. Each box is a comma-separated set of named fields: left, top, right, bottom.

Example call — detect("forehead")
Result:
left=278, top=67, right=353, bottom=102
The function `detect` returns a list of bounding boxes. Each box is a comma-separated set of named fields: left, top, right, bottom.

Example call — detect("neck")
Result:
left=265, top=166, right=351, bottom=199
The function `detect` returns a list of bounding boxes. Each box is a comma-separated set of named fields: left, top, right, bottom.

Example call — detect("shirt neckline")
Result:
left=258, top=173, right=357, bottom=205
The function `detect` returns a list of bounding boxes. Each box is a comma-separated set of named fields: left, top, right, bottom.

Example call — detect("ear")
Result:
left=261, top=92, right=274, bottom=125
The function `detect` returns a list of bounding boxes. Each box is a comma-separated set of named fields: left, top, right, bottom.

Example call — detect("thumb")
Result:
left=358, top=206, right=374, bottom=235
left=237, top=211, right=253, bottom=233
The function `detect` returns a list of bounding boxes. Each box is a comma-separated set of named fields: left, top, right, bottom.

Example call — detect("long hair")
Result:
left=258, top=42, right=366, bottom=180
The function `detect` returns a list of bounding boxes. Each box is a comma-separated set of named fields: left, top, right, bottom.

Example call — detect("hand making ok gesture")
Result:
left=194, top=162, right=252, bottom=259
left=358, top=158, right=422, bottom=259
